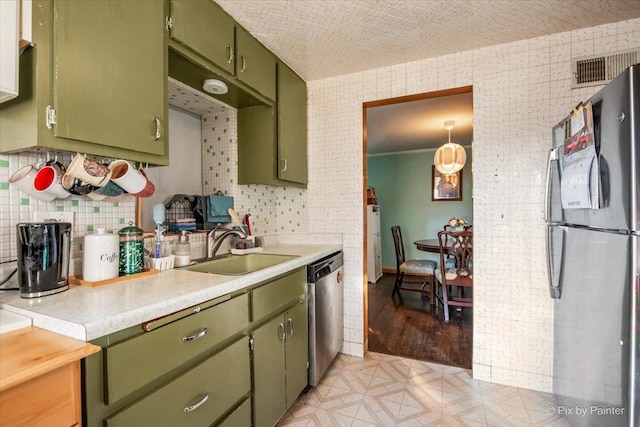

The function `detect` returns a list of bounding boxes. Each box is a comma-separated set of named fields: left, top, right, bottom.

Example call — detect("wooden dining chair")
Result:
left=434, top=229, right=473, bottom=322
left=391, top=226, right=437, bottom=303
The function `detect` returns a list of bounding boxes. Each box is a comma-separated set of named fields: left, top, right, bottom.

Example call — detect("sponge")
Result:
left=153, top=203, right=165, bottom=224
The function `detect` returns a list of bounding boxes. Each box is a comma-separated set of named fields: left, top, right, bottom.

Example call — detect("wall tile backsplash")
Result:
left=0, top=151, right=136, bottom=264
left=306, top=18, right=639, bottom=392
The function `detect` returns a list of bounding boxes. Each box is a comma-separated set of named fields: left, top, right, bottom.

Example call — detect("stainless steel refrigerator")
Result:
left=545, top=64, right=639, bottom=426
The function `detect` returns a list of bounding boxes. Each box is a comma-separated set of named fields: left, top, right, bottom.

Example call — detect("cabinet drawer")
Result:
left=252, top=268, right=306, bottom=321
left=0, top=361, right=80, bottom=427
left=216, top=398, right=251, bottom=427
left=104, top=294, right=248, bottom=403
left=106, top=338, right=250, bottom=427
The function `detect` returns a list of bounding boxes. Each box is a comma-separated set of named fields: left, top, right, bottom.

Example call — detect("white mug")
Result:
left=9, top=165, right=55, bottom=201
left=66, top=153, right=112, bottom=187
left=109, top=160, right=147, bottom=194
left=34, top=162, right=71, bottom=199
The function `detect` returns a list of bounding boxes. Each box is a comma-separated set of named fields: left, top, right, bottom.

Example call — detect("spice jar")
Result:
left=118, top=222, right=144, bottom=275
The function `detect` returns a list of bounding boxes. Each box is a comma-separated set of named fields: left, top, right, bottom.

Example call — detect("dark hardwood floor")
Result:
left=367, top=273, right=472, bottom=369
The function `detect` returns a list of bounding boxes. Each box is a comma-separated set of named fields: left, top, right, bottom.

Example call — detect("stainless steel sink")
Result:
left=182, top=253, right=298, bottom=275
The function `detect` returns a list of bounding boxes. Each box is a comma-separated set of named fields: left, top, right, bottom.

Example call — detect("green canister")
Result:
left=118, top=222, right=144, bottom=275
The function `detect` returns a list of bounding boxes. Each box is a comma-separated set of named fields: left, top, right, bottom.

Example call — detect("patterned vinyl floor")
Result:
left=278, top=352, right=568, bottom=426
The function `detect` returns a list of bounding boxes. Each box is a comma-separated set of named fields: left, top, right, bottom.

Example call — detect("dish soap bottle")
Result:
left=173, top=230, right=191, bottom=267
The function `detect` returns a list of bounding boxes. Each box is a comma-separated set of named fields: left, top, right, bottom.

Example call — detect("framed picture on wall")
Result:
left=432, top=166, right=463, bottom=201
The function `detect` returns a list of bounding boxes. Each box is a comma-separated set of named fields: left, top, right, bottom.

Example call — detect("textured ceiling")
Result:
left=367, top=92, right=473, bottom=154
left=189, top=1, right=640, bottom=155
left=216, top=0, right=640, bottom=82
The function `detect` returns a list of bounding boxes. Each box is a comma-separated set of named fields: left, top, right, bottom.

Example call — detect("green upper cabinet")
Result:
left=53, top=1, right=166, bottom=156
left=168, top=0, right=275, bottom=103
left=277, top=61, right=307, bottom=185
left=235, top=26, right=276, bottom=101
left=0, top=0, right=169, bottom=165
left=237, top=62, right=308, bottom=188
left=168, top=0, right=235, bottom=75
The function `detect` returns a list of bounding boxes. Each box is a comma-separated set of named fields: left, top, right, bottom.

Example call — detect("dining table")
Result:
left=413, top=239, right=451, bottom=254
left=414, top=238, right=456, bottom=254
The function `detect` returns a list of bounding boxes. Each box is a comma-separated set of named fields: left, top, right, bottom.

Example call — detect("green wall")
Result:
left=367, top=150, right=472, bottom=268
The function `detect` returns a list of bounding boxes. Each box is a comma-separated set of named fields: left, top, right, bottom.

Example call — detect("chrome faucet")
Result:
left=206, top=224, right=248, bottom=258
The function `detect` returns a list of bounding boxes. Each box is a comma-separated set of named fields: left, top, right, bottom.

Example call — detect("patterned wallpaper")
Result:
left=306, top=18, right=640, bottom=392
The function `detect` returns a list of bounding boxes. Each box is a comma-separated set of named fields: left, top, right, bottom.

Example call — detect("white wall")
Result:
left=307, top=18, right=640, bottom=391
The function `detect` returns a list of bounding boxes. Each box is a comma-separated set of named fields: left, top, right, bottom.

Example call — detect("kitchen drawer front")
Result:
left=0, top=361, right=81, bottom=427
left=104, top=293, right=248, bottom=404
left=216, top=397, right=251, bottom=427
left=106, top=338, right=250, bottom=427
left=252, top=268, right=305, bottom=321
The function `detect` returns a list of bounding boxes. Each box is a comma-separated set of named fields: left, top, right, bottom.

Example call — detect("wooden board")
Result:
left=69, top=269, right=158, bottom=288
left=0, top=327, right=100, bottom=391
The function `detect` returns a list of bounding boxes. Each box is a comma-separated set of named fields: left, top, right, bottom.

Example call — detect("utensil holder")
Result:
left=147, top=255, right=175, bottom=271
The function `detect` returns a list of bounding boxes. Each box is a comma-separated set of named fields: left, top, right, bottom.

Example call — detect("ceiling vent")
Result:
left=571, top=48, right=639, bottom=89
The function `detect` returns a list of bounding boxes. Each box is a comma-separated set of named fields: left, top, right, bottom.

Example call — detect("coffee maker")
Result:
left=16, top=222, right=71, bottom=298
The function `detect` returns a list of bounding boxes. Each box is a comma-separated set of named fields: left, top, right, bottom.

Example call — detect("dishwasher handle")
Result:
left=307, top=251, right=343, bottom=283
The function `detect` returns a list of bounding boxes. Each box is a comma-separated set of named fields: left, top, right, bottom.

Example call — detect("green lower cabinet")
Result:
left=253, top=295, right=308, bottom=427
left=216, top=398, right=252, bottom=427
left=284, top=300, right=308, bottom=409
left=253, top=314, right=287, bottom=427
left=105, top=338, right=250, bottom=427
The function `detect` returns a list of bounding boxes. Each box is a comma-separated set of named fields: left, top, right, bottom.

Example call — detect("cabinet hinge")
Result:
left=165, top=16, right=173, bottom=32
left=249, top=336, right=254, bottom=352
left=45, top=105, right=56, bottom=129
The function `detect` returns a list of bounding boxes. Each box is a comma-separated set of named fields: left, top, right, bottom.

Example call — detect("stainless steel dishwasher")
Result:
left=307, top=251, right=344, bottom=386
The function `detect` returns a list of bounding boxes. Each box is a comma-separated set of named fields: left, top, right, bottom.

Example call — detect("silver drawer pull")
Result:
left=154, top=116, right=161, bottom=141
left=227, top=44, right=234, bottom=64
left=286, top=318, right=294, bottom=337
left=278, top=323, right=285, bottom=342
left=184, top=392, right=209, bottom=413
left=183, top=327, right=208, bottom=342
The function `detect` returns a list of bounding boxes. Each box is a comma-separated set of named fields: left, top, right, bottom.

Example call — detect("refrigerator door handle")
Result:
left=544, top=147, right=560, bottom=223
left=546, top=225, right=564, bottom=299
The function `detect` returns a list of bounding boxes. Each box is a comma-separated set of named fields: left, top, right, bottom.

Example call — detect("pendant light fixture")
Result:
left=434, top=120, right=466, bottom=175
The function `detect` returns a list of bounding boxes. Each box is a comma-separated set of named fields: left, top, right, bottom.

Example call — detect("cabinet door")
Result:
left=277, top=62, right=307, bottom=184
left=0, top=0, right=19, bottom=103
left=284, top=298, right=308, bottom=408
left=235, top=26, right=276, bottom=101
left=170, top=0, right=234, bottom=75
left=253, top=315, right=286, bottom=427
left=53, top=0, right=166, bottom=156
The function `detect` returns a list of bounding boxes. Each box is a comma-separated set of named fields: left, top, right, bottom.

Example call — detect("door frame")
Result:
left=362, top=85, right=473, bottom=353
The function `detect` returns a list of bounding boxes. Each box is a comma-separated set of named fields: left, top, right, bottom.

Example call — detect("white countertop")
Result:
left=0, top=243, right=342, bottom=341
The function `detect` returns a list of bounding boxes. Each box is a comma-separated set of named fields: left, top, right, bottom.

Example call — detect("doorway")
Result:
left=363, top=86, right=473, bottom=368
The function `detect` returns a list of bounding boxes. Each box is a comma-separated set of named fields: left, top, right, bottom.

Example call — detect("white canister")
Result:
left=83, top=228, right=119, bottom=282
